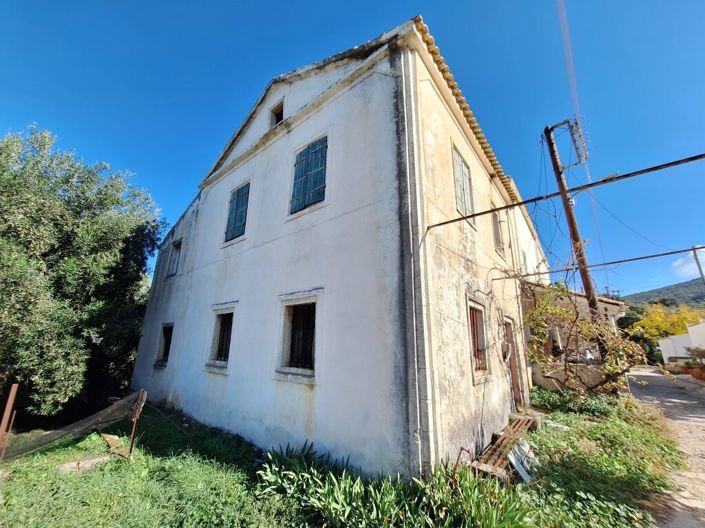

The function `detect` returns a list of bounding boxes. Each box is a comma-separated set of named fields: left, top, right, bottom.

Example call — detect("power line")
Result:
left=591, top=195, right=674, bottom=251
left=493, top=245, right=705, bottom=281
left=427, top=152, right=705, bottom=231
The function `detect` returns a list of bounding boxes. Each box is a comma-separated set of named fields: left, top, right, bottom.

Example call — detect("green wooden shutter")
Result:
left=290, top=136, right=327, bottom=214
left=225, top=183, right=250, bottom=242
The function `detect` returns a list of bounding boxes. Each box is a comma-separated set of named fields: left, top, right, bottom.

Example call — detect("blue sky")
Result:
left=2, top=1, right=703, bottom=296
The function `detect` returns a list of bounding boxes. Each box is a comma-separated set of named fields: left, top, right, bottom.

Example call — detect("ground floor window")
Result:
left=210, top=312, right=234, bottom=365
left=284, top=303, right=315, bottom=370
left=278, top=290, right=321, bottom=376
left=467, top=300, right=488, bottom=372
left=156, top=324, right=173, bottom=366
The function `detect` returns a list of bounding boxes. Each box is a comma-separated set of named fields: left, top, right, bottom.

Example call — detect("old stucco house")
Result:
left=132, top=17, right=548, bottom=477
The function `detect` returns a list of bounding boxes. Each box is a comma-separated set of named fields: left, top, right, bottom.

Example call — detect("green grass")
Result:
left=0, top=393, right=683, bottom=528
left=523, top=387, right=684, bottom=528
left=0, top=408, right=301, bottom=527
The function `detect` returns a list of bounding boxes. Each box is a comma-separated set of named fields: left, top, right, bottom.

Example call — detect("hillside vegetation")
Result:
left=624, top=278, right=705, bottom=306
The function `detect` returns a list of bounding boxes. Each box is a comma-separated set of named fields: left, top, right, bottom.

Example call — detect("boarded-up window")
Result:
left=167, top=240, right=181, bottom=276
left=285, top=303, right=315, bottom=370
left=452, top=147, right=474, bottom=218
left=213, top=312, right=233, bottom=363
left=468, top=303, right=487, bottom=371
left=225, top=183, right=250, bottom=242
left=492, top=210, right=505, bottom=256
left=290, top=136, right=327, bottom=214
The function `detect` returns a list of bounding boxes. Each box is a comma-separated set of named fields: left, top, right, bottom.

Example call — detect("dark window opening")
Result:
left=468, top=305, right=487, bottom=371
left=159, top=325, right=173, bottom=364
left=287, top=303, right=315, bottom=370
left=225, top=183, right=250, bottom=242
left=214, top=312, right=233, bottom=362
left=270, top=100, right=284, bottom=128
left=290, top=136, right=327, bottom=214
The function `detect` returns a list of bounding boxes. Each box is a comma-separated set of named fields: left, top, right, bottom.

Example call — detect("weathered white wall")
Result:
left=659, top=320, right=705, bottom=361
left=133, top=55, right=411, bottom=476
left=688, top=320, right=705, bottom=348
left=220, top=60, right=363, bottom=166
left=411, top=48, right=532, bottom=462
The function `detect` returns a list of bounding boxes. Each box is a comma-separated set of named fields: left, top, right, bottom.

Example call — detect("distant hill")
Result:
left=624, top=278, right=705, bottom=306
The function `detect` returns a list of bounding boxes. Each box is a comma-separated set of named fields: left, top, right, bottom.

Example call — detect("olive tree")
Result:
left=0, top=128, right=163, bottom=414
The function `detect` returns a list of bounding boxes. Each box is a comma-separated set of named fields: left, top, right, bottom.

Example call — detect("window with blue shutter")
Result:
left=290, top=136, right=328, bottom=214
left=225, top=182, right=250, bottom=242
left=452, top=147, right=474, bottom=220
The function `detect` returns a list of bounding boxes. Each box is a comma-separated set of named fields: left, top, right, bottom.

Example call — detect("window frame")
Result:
left=154, top=323, right=174, bottom=368
left=224, top=181, right=251, bottom=244
left=166, top=239, right=182, bottom=277
left=491, top=206, right=505, bottom=258
left=466, top=296, right=491, bottom=383
left=269, top=98, right=284, bottom=129
left=288, top=135, right=328, bottom=216
left=452, top=145, right=475, bottom=223
left=276, top=289, right=322, bottom=382
left=206, top=303, right=237, bottom=372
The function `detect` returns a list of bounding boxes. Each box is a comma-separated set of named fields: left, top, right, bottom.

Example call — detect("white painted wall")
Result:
left=660, top=320, right=705, bottom=361
left=133, top=25, right=548, bottom=476
left=134, top=54, right=411, bottom=476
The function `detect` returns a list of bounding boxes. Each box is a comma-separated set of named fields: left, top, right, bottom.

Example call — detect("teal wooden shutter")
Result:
left=225, top=182, right=250, bottom=241
left=290, top=136, right=327, bottom=214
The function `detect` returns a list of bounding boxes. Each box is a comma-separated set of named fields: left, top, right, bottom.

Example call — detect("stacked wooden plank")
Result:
left=471, top=417, right=536, bottom=481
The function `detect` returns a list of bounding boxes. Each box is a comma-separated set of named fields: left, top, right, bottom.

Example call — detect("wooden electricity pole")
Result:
left=544, top=122, right=601, bottom=322
left=694, top=246, right=705, bottom=287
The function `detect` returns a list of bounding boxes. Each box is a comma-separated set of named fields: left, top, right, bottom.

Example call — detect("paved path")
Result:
left=630, top=366, right=705, bottom=527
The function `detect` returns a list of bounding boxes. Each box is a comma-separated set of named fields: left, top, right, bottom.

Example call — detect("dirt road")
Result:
left=630, top=366, right=705, bottom=527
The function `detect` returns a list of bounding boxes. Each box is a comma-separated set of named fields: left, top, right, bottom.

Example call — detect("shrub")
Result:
left=529, top=386, right=619, bottom=416
left=523, top=399, right=683, bottom=528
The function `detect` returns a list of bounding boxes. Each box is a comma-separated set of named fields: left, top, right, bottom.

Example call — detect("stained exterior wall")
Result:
left=409, top=45, right=534, bottom=463
left=132, top=53, right=412, bottom=476
left=133, top=21, right=548, bottom=477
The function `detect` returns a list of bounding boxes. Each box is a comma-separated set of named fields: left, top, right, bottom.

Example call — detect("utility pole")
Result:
left=694, top=246, right=705, bottom=287
left=544, top=121, right=601, bottom=322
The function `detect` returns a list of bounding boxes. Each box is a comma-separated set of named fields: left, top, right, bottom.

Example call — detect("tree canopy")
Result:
left=0, top=128, right=163, bottom=415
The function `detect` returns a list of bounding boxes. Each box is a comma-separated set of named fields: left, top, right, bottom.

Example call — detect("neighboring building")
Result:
left=520, top=283, right=626, bottom=389
left=132, top=17, right=548, bottom=477
left=659, top=320, right=705, bottom=362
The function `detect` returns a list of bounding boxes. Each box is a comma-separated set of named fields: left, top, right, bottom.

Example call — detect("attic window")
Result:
left=270, top=100, right=284, bottom=128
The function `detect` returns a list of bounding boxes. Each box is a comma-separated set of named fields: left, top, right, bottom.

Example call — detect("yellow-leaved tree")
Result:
left=631, top=303, right=705, bottom=342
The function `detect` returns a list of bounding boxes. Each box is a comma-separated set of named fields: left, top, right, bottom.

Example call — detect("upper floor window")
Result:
left=452, top=147, right=474, bottom=219
left=166, top=240, right=182, bottom=276
left=492, top=209, right=505, bottom=256
left=225, top=182, right=250, bottom=242
left=270, top=100, right=284, bottom=128
left=290, top=136, right=327, bottom=214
